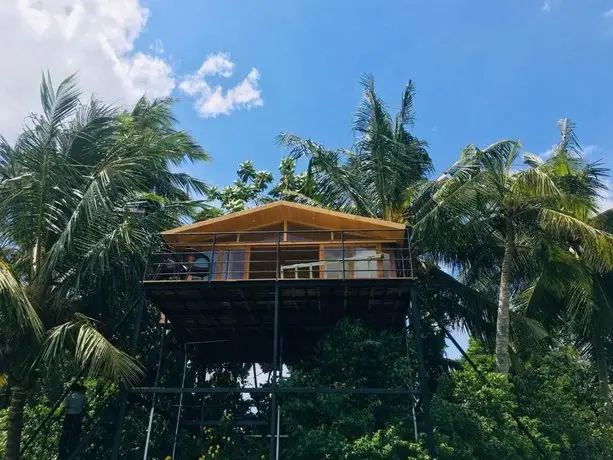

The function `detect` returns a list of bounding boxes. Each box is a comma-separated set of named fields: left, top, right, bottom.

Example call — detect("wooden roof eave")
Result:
left=161, top=201, right=406, bottom=245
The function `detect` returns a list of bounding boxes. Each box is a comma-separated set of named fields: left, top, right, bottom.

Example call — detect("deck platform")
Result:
left=144, top=277, right=415, bottom=363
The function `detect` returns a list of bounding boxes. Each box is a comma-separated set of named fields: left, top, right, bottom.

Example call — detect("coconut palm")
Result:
left=416, top=120, right=613, bottom=374
left=278, top=74, right=431, bottom=220
left=0, top=73, right=208, bottom=459
left=277, top=75, right=497, bottom=346
left=513, top=121, right=613, bottom=396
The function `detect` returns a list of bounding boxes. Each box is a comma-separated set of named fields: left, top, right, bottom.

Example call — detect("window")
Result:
left=351, top=247, right=378, bottom=279
left=323, top=246, right=381, bottom=279
left=382, top=251, right=393, bottom=278
left=323, top=247, right=347, bottom=279
left=221, top=250, right=246, bottom=280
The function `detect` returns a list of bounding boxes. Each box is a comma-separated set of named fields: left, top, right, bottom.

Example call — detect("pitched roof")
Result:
left=162, top=201, right=405, bottom=239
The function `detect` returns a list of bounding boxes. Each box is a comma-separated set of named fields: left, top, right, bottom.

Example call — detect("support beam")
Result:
left=111, top=295, right=145, bottom=460
left=269, top=283, right=280, bottom=460
left=171, top=344, right=189, bottom=459
left=129, top=387, right=419, bottom=395
left=143, top=320, right=167, bottom=459
left=410, top=287, right=437, bottom=457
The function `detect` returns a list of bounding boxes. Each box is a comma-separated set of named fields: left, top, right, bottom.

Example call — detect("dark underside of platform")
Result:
left=144, top=278, right=414, bottom=363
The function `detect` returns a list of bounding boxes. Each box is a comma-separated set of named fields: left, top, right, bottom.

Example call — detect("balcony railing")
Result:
left=146, top=228, right=414, bottom=282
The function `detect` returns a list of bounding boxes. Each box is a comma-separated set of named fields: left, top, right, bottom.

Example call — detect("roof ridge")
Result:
left=162, top=200, right=405, bottom=235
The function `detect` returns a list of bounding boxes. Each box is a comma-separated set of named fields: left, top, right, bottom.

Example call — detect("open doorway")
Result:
left=249, top=246, right=321, bottom=279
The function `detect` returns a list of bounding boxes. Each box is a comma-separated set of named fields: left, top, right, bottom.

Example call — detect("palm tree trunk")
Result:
left=4, top=386, right=28, bottom=460
left=495, top=218, right=514, bottom=375
left=592, top=327, right=610, bottom=401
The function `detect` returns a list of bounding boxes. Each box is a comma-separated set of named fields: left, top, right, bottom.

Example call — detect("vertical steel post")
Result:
left=276, top=231, right=281, bottom=280
left=275, top=405, right=281, bottom=459
left=111, top=295, right=145, bottom=459
left=410, top=287, right=436, bottom=457
left=341, top=230, right=346, bottom=280
left=406, top=226, right=414, bottom=279
left=269, top=283, right=280, bottom=459
left=171, top=344, right=189, bottom=459
left=275, top=337, right=284, bottom=458
left=143, top=319, right=167, bottom=459
left=210, top=233, right=217, bottom=281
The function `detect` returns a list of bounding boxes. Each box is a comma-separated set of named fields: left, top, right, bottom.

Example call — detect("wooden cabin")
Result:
left=136, top=202, right=433, bottom=459
left=151, top=201, right=410, bottom=282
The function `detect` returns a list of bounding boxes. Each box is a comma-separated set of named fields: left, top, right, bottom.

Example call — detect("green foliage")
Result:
left=513, top=347, right=613, bottom=459
left=432, top=342, right=613, bottom=460
left=346, top=426, right=429, bottom=460
left=280, top=319, right=427, bottom=460
left=432, top=364, right=544, bottom=459
left=194, top=157, right=309, bottom=219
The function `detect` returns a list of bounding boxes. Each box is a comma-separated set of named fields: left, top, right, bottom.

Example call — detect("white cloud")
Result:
left=0, top=0, right=176, bottom=141
left=581, top=145, right=599, bottom=156
left=603, top=8, right=613, bottom=18
left=179, top=53, right=263, bottom=118
left=539, top=147, right=555, bottom=159
left=539, top=144, right=600, bottom=159
left=542, top=1, right=551, bottom=12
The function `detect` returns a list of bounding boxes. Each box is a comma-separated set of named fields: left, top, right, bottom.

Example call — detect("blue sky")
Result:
left=134, top=0, right=613, bottom=203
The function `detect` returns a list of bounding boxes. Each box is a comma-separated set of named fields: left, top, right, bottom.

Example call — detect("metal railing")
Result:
left=147, top=228, right=414, bottom=282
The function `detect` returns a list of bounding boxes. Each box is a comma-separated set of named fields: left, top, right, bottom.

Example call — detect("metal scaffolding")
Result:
left=110, top=228, right=437, bottom=459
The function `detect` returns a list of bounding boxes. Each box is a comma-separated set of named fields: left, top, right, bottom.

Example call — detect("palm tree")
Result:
left=0, top=73, right=208, bottom=459
left=514, top=121, right=613, bottom=397
left=278, top=75, right=497, bottom=345
left=277, top=74, right=432, bottom=220
left=416, top=121, right=613, bottom=374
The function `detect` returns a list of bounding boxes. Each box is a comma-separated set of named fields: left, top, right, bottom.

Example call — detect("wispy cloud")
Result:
left=539, top=144, right=599, bottom=159
left=179, top=53, right=263, bottom=118
left=603, top=8, right=613, bottom=18
left=541, top=0, right=562, bottom=13
left=149, top=39, right=164, bottom=55
left=539, top=146, right=555, bottom=159
left=581, top=145, right=599, bottom=156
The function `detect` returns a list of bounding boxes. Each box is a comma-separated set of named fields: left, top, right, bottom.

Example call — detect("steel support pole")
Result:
left=143, top=320, right=168, bottom=459
left=404, top=311, right=419, bottom=443
left=210, top=234, right=217, bottom=282
left=341, top=230, right=346, bottom=280
left=171, top=344, right=189, bottom=459
left=111, top=295, right=145, bottom=459
left=410, top=287, right=436, bottom=457
left=275, top=405, right=281, bottom=459
left=269, top=283, right=280, bottom=460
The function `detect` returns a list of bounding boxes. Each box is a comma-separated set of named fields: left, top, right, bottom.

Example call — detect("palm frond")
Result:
left=42, top=316, right=143, bottom=384
left=511, top=166, right=560, bottom=198
left=420, top=264, right=496, bottom=346
left=0, top=258, right=43, bottom=337
left=539, top=208, right=613, bottom=272
left=40, top=71, right=80, bottom=126
left=395, top=79, right=416, bottom=129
